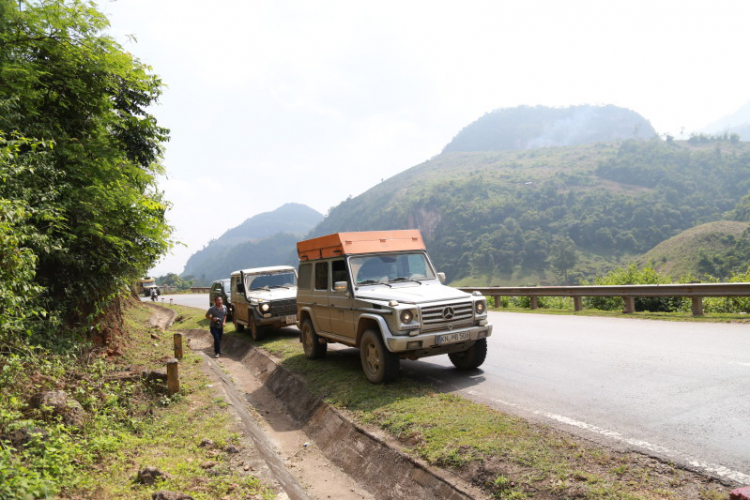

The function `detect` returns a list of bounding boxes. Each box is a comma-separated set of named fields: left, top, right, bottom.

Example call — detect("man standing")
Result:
left=205, top=296, right=227, bottom=358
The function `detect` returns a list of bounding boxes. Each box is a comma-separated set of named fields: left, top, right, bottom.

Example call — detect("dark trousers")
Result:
left=210, top=326, right=223, bottom=355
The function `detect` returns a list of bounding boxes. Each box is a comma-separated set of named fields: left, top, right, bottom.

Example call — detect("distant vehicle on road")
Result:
left=137, top=277, right=160, bottom=297
left=230, top=266, right=298, bottom=340
left=209, top=278, right=232, bottom=319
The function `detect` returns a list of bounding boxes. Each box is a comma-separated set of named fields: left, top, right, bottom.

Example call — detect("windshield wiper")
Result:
left=269, top=285, right=290, bottom=289
left=358, top=279, right=392, bottom=287
left=390, top=277, right=422, bottom=285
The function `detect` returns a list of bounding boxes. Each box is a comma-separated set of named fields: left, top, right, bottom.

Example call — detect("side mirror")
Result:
left=237, top=283, right=245, bottom=293
left=333, top=281, right=348, bottom=293
left=437, top=272, right=446, bottom=284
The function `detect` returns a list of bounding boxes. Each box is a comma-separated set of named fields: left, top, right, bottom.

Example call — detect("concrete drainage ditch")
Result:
left=185, top=329, right=487, bottom=500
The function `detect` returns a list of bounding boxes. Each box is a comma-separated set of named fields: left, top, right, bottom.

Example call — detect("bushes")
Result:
left=488, top=265, right=750, bottom=314
left=0, top=0, right=172, bottom=346
left=583, top=264, right=688, bottom=313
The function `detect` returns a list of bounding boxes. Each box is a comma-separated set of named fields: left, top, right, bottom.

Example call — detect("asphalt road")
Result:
left=153, top=293, right=750, bottom=484
left=142, top=293, right=210, bottom=310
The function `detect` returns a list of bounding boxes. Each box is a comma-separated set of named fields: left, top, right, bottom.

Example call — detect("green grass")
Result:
left=0, top=301, right=274, bottom=500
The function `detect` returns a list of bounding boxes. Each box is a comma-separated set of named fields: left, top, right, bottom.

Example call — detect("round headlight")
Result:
left=476, top=301, right=486, bottom=314
left=400, top=310, right=414, bottom=324
left=260, top=303, right=270, bottom=313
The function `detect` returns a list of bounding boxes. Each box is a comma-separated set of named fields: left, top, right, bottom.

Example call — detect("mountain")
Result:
left=702, top=101, right=750, bottom=140
left=636, top=221, right=750, bottom=280
left=443, top=105, right=657, bottom=153
left=308, top=106, right=750, bottom=285
left=210, top=202, right=323, bottom=249
left=182, top=203, right=323, bottom=284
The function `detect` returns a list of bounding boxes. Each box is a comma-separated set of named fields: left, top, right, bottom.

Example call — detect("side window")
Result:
left=331, top=259, right=348, bottom=287
left=314, top=262, right=328, bottom=290
left=298, top=264, right=312, bottom=289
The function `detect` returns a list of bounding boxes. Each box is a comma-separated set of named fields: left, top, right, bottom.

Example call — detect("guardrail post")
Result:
left=166, top=358, right=179, bottom=395
left=530, top=296, right=539, bottom=310
left=173, top=333, right=183, bottom=360
left=623, top=297, right=635, bottom=314
left=691, top=297, right=704, bottom=316
left=492, top=295, right=501, bottom=309
left=573, top=297, right=583, bottom=312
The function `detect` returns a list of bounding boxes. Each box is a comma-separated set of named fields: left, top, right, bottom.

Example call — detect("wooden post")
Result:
left=573, top=296, right=583, bottom=312
left=530, top=296, right=538, bottom=310
left=492, top=295, right=501, bottom=309
left=166, top=358, right=179, bottom=395
left=622, top=296, right=635, bottom=314
left=173, top=333, right=183, bottom=360
left=691, top=296, right=704, bottom=316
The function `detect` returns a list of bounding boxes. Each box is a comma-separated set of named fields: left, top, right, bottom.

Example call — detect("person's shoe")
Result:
left=215, top=353, right=220, bottom=358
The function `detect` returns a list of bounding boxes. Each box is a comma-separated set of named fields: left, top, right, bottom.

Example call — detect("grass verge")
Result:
left=0, top=300, right=273, bottom=500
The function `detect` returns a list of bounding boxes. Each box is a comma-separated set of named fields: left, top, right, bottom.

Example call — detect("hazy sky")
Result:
left=102, top=0, right=750, bottom=276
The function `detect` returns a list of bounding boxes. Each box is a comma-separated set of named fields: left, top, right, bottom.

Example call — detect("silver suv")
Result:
left=296, top=231, right=492, bottom=383
left=230, top=266, right=298, bottom=340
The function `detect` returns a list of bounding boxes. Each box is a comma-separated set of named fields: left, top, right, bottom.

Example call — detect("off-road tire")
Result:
left=360, top=329, right=399, bottom=384
left=249, top=317, right=263, bottom=341
left=301, top=319, right=326, bottom=359
left=449, top=338, right=488, bottom=370
left=233, top=318, right=245, bottom=332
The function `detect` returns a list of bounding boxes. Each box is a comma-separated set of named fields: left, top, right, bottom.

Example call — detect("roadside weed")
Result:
left=0, top=301, right=274, bottom=500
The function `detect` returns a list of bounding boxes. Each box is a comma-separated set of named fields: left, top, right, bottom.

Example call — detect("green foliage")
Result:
left=0, top=304, right=272, bottom=500
left=155, top=273, right=193, bottom=290
left=583, top=264, right=688, bottom=312
left=636, top=221, right=750, bottom=281
left=0, top=0, right=172, bottom=342
left=703, top=267, right=750, bottom=313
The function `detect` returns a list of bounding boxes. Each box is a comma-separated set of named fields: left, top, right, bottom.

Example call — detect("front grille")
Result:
left=269, top=298, right=296, bottom=317
left=420, top=301, right=474, bottom=331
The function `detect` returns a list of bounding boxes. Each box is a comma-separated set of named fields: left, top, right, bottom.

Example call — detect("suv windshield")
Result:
left=246, top=272, right=297, bottom=290
left=350, top=252, right=436, bottom=285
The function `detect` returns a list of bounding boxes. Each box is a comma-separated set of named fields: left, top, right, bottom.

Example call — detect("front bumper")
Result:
left=251, top=309, right=297, bottom=327
left=385, top=323, right=492, bottom=354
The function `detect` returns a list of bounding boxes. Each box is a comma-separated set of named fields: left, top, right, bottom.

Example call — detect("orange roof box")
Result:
left=297, top=230, right=425, bottom=261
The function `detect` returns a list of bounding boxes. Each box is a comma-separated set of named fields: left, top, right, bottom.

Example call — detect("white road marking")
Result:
left=464, top=389, right=750, bottom=485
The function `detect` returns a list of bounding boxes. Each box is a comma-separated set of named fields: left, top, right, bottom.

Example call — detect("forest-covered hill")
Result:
left=312, top=134, right=750, bottom=285
left=182, top=203, right=322, bottom=283
left=637, top=221, right=750, bottom=279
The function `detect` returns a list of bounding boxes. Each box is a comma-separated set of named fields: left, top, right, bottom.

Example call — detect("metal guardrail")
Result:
left=190, top=287, right=210, bottom=293
left=458, top=283, right=750, bottom=316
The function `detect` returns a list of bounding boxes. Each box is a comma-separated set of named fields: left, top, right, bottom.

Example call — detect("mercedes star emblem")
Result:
left=442, top=307, right=455, bottom=320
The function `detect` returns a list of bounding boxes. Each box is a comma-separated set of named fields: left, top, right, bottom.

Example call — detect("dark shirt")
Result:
left=206, top=305, right=227, bottom=327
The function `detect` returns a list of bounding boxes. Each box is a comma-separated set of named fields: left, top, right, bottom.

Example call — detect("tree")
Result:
left=0, top=0, right=172, bottom=342
left=548, top=235, right=578, bottom=284
left=156, top=273, right=193, bottom=291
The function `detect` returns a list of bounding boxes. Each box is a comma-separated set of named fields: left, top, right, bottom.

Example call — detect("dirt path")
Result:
left=187, top=328, right=375, bottom=500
